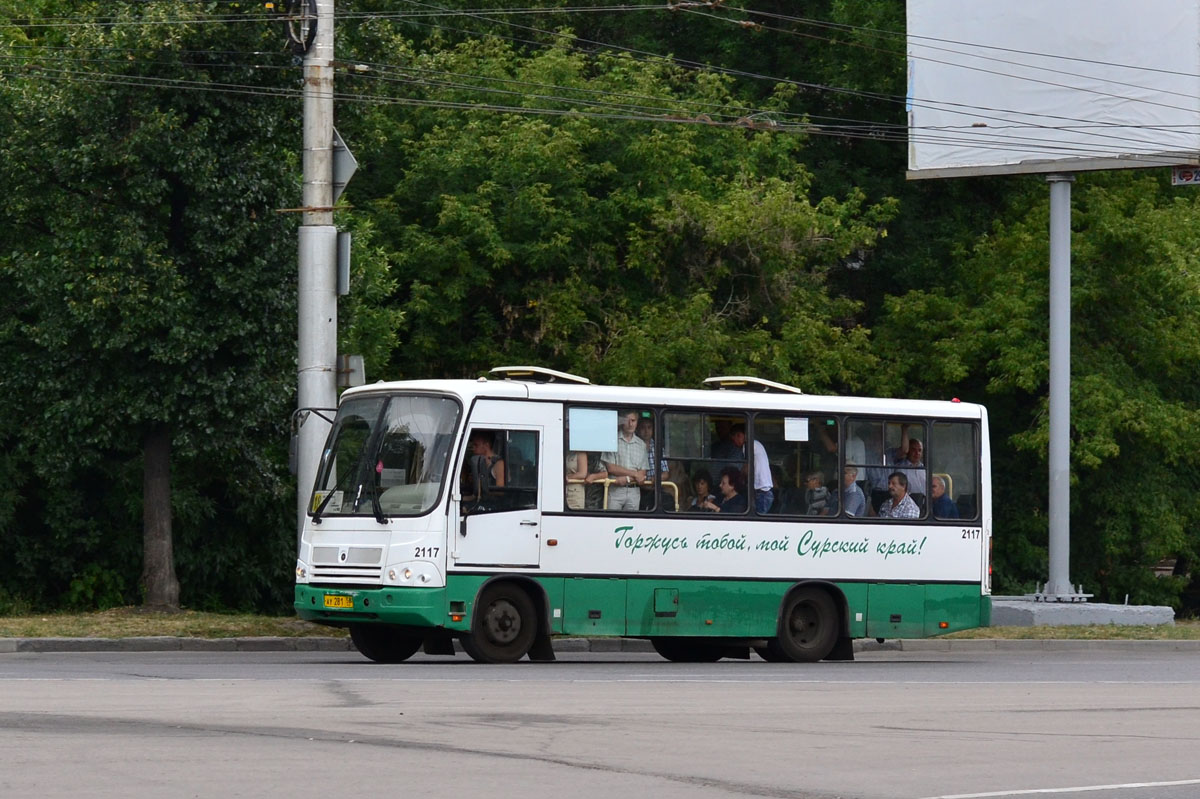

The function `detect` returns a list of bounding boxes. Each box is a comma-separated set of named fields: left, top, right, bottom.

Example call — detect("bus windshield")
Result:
left=311, top=394, right=461, bottom=518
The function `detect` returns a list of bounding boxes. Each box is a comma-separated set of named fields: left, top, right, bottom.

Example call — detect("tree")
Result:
left=873, top=171, right=1200, bottom=605
left=336, top=31, right=897, bottom=391
left=0, top=2, right=300, bottom=610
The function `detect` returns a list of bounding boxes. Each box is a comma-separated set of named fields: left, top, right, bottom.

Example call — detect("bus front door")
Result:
left=453, top=403, right=545, bottom=568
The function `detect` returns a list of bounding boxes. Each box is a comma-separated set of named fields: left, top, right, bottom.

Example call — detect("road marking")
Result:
left=923, top=778, right=1200, bottom=798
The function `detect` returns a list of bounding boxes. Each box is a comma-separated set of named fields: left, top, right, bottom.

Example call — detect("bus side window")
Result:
left=461, top=428, right=538, bottom=515
left=503, top=430, right=539, bottom=511
left=931, top=422, right=977, bottom=520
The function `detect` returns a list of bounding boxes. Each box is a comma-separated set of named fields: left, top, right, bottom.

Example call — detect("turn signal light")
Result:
left=450, top=614, right=463, bottom=622
left=939, top=621, right=949, bottom=629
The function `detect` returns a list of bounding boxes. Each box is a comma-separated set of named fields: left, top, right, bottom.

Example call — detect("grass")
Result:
left=0, top=608, right=1195, bottom=640
left=945, top=621, right=1200, bottom=640
left=0, top=608, right=347, bottom=639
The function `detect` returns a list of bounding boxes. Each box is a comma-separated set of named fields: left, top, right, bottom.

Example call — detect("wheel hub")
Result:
left=485, top=600, right=520, bottom=644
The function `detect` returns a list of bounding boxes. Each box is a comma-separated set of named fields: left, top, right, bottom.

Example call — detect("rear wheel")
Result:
left=775, top=587, right=839, bottom=663
left=650, top=637, right=724, bottom=662
left=349, top=624, right=423, bottom=663
left=462, top=583, right=537, bottom=663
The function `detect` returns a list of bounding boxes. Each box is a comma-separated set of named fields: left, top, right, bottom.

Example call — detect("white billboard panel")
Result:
left=907, top=0, right=1200, bottom=178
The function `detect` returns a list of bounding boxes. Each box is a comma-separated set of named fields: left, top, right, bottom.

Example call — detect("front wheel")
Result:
left=462, top=583, right=537, bottom=664
left=349, top=624, right=424, bottom=663
left=775, top=587, right=839, bottom=663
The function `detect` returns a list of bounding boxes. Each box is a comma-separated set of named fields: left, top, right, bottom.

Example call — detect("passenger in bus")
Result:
left=635, top=415, right=671, bottom=511
left=636, top=416, right=668, bottom=478
left=698, top=466, right=747, bottom=514
left=710, top=418, right=738, bottom=461
left=930, top=474, right=960, bottom=519
left=730, top=423, right=774, bottom=513
left=601, top=410, right=649, bottom=511
left=803, top=471, right=835, bottom=516
left=689, top=469, right=716, bottom=511
left=584, top=452, right=608, bottom=510
left=665, top=459, right=692, bottom=509
left=892, top=425, right=926, bottom=497
left=565, top=450, right=606, bottom=511
left=461, top=430, right=505, bottom=506
left=842, top=466, right=868, bottom=517
left=877, top=471, right=920, bottom=519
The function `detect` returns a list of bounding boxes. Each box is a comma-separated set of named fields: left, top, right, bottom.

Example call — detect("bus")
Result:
left=294, top=366, right=992, bottom=663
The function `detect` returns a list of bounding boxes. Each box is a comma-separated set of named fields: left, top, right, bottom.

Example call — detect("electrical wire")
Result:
left=7, top=3, right=1199, bottom=163
left=10, top=58, right=1194, bottom=165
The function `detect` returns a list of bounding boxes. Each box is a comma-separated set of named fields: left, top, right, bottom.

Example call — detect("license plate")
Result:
left=323, top=594, right=354, bottom=609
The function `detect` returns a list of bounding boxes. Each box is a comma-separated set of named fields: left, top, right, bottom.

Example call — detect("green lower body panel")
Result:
left=295, top=578, right=986, bottom=639
left=295, top=584, right=447, bottom=628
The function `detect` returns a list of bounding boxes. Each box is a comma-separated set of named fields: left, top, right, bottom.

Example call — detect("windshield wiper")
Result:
left=311, top=461, right=355, bottom=525
left=370, top=489, right=387, bottom=525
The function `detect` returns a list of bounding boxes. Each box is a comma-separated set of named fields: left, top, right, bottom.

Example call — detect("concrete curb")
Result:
left=0, top=636, right=356, bottom=654
left=1, top=636, right=1198, bottom=654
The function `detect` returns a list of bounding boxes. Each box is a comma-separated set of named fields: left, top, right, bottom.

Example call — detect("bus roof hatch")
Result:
left=703, top=375, right=804, bottom=395
left=488, top=365, right=591, bottom=385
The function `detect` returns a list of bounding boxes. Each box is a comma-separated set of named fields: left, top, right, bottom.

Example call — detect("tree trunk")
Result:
left=142, top=423, right=180, bottom=610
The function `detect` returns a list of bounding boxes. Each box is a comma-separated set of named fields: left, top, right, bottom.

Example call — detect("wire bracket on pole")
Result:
left=281, top=0, right=318, bottom=56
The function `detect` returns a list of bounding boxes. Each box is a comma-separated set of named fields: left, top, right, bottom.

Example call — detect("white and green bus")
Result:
left=295, top=367, right=992, bottom=663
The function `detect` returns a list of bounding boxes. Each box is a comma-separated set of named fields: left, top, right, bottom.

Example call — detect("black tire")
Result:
left=349, top=624, right=424, bottom=663
left=650, top=637, right=724, bottom=663
left=462, top=583, right=537, bottom=663
left=775, top=587, right=839, bottom=663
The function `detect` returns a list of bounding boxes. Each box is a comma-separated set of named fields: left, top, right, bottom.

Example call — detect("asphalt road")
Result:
left=1, top=648, right=1197, bottom=799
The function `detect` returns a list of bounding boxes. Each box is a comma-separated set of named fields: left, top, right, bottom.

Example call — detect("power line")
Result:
left=376, top=1, right=1195, bottom=157
left=8, top=4, right=1196, bottom=161
left=12, top=59, right=1194, bottom=164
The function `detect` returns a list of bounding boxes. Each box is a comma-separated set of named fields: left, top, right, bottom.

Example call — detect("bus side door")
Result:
left=453, top=400, right=550, bottom=568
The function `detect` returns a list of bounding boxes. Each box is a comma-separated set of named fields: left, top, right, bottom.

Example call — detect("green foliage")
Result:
left=2, top=0, right=1198, bottom=616
left=65, top=564, right=127, bottom=611
left=339, top=34, right=896, bottom=391
left=874, top=172, right=1200, bottom=606
left=0, top=1, right=300, bottom=611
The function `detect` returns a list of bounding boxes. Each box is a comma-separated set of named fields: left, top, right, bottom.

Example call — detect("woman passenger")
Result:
left=689, top=469, right=716, bottom=512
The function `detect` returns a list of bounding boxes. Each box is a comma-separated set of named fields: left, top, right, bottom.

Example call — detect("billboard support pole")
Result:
left=1044, top=174, right=1086, bottom=601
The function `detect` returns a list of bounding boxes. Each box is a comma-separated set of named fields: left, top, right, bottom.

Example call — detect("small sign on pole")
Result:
left=337, top=354, right=366, bottom=388
left=332, top=127, right=358, bottom=203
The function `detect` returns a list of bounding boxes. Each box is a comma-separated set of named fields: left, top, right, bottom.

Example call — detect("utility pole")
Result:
left=295, top=0, right=337, bottom=542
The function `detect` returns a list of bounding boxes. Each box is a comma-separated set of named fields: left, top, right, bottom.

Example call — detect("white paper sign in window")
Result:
left=568, top=407, right=619, bottom=451
left=784, top=417, right=809, bottom=442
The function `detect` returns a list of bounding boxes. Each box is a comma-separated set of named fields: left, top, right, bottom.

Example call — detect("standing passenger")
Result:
left=730, top=423, right=773, bottom=513
left=601, top=410, right=649, bottom=511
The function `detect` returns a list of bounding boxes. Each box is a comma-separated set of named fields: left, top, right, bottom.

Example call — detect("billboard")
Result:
left=907, top=0, right=1200, bottom=178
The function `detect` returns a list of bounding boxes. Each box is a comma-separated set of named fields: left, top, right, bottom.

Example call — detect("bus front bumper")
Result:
left=295, top=584, right=450, bottom=628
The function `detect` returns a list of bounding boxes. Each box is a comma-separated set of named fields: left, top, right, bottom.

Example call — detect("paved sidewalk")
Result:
left=2, top=636, right=1198, bottom=654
